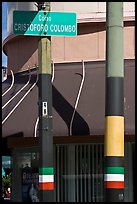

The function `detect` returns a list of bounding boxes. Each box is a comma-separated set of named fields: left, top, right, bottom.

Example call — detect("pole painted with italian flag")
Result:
left=37, top=2, right=55, bottom=202
left=104, top=2, right=124, bottom=202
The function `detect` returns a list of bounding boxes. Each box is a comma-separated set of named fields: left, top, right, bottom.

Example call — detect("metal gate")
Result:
left=54, top=142, right=135, bottom=202
left=54, top=143, right=104, bottom=202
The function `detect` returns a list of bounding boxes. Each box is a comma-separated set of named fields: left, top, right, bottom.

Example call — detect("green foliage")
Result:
left=2, top=173, right=11, bottom=195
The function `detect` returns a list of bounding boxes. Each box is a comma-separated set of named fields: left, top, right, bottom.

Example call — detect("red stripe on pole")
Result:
left=104, top=181, right=124, bottom=189
left=39, top=182, right=54, bottom=190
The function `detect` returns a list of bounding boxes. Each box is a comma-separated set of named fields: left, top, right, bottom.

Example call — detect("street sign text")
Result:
left=13, top=11, right=77, bottom=36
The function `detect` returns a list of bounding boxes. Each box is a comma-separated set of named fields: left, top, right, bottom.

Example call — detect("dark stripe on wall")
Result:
left=105, top=77, right=124, bottom=116
left=105, top=156, right=124, bottom=167
left=105, top=189, right=124, bottom=202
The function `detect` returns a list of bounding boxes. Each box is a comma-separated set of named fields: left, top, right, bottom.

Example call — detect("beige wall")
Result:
left=7, top=37, right=38, bottom=72
left=7, top=2, right=135, bottom=36
left=124, top=22, right=135, bottom=59
left=52, top=22, right=135, bottom=62
left=51, top=2, right=135, bottom=13
left=6, top=21, right=135, bottom=72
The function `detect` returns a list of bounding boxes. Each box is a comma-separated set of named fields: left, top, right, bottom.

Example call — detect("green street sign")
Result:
left=13, top=11, right=77, bottom=36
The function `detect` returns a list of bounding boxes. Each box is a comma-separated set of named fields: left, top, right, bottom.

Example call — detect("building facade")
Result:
left=2, top=2, right=135, bottom=202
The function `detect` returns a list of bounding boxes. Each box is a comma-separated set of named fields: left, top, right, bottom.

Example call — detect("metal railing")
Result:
left=54, top=143, right=104, bottom=202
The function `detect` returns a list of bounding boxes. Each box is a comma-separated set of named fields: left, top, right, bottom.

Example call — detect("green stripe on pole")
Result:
left=106, top=2, right=124, bottom=77
left=39, top=167, right=54, bottom=175
left=105, top=167, right=124, bottom=174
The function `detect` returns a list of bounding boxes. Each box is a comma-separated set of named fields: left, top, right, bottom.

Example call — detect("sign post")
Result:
left=13, top=5, right=77, bottom=202
left=37, top=3, right=54, bottom=202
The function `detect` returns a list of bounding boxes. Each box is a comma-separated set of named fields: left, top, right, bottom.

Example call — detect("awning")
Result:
left=2, top=60, right=135, bottom=138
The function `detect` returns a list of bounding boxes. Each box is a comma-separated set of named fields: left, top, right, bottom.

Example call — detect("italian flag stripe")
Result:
left=39, top=182, right=54, bottom=190
left=39, top=175, right=54, bottom=183
left=39, top=167, right=54, bottom=175
left=105, top=167, right=124, bottom=174
left=104, top=181, right=124, bottom=189
left=104, top=174, right=124, bottom=181
left=39, top=167, right=54, bottom=190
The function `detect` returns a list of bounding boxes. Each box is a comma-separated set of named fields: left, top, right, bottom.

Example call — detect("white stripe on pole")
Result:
left=39, top=175, right=54, bottom=183
left=104, top=174, right=124, bottom=181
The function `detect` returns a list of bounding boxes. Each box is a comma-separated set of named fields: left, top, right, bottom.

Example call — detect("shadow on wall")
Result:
left=78, top=22, right=106, bottom=35
left=53, top=85, right=90, bottom=136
